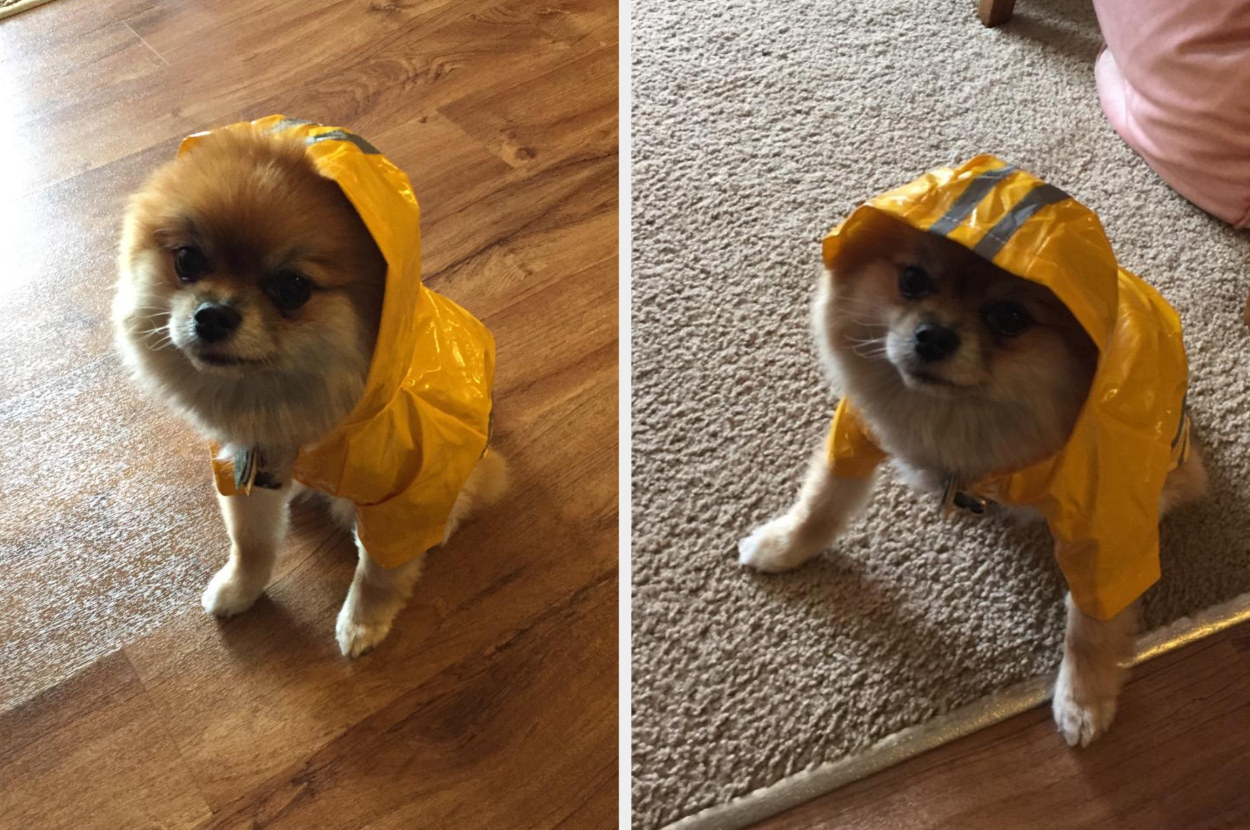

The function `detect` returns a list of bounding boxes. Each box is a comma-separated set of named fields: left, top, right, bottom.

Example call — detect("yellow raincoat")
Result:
left=823, top=155, right=1191, bottom=620
left=185, top=116, right=495, bottom=569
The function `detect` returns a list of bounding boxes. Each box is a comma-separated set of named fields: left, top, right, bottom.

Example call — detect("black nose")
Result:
left=194, top=302, right=241, bottom=343
left=913, top=322, right=960, bottom=362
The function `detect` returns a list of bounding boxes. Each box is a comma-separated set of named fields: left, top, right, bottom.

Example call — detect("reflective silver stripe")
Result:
left=305, top=129, right=380, bottom=155
left=971, top=183, right=1070, bottom=260
left=267, top=119, right=381, bottom=155
left=270, top=117, right=315, bottom=132
left=927, top=164, right=1018, bottom=236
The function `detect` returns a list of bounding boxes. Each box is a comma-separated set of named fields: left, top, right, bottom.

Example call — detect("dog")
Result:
left=739, top=196, right=1205, bottom=746
left=113, top=119, right=506, bottom=657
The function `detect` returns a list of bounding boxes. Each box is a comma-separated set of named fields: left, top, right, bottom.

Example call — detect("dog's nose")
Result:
left=194, top=302, right=241, bottom=343
left=913, top=322, right=960, bottom=362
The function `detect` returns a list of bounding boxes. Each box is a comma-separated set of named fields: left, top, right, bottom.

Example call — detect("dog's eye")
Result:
left=173, top=246, right=209, bottom=282
left=265, top=270, right=313, bottom=312
left=898, top=265, right=934, bottom=299
left=983, top=301, right=1032, bottom=337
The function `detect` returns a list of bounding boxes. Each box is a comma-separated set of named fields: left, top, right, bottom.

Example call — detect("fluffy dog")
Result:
left=113, top=124, right=506, bottom=657
left=739, top=210, right=1206, bottom=746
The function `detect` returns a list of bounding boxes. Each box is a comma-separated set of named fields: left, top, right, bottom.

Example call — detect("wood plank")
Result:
left=232, top=0, right=617, bottom=157
left=440, top=45, right=618, bottom=171
left=0, top=351, right=351, bottom=710
left=0, top=141, right=173, bottom=402
left=488, top=257, right=618, bottom=528
left=0, top=651, right=211, bottom=830
left=9, top=0, right=419, bottom=191
left=752, top=622, right=1250, bottom=829
left=421, top=153, right=618, bottom=289
left=0, top=3, right=165, bottom=134
left=194, top=564, right=617, bottom=829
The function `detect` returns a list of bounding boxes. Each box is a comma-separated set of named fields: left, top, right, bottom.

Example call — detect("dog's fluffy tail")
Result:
left=1161, top=440, right=1207, bottom=514
left=464, top=448, right=510, bottom=510
left=442, top=449, right=510, bottom=543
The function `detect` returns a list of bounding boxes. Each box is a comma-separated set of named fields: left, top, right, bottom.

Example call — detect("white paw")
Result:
left=737, top=516, right=816, bottom=572
left=1052, top=668, right=1118, bottom=747
left=335, top=603, right=393, bottom=658
left=201, top=564, right=266, bottom=617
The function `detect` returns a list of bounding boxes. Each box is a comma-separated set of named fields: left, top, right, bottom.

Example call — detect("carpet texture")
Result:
left=630, top=1, right=1250, bottom=828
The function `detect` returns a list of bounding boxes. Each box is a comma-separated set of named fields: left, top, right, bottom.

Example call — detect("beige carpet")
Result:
left=630, top=0, right=1250, bottom=828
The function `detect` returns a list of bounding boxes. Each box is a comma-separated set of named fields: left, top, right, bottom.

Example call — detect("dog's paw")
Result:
left=737, top=517, right=817, bottom=572
left=201, top=564, right=266, bottom=617
left=1052, top=667, right=1118, bottom=747
left=335, top=603, right=393, bottom=658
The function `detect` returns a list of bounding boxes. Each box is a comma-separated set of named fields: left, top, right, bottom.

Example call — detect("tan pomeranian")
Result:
left=739, top=210, right=1206, bottom=746
left=113, top=123, right=506, bottom=657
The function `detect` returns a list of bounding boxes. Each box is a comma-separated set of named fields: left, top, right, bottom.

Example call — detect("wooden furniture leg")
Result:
left=978, top=0, right=1017, bottom=26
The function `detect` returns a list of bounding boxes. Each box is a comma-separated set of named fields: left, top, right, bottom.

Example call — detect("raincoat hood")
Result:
left=823, top=155, right=1190, bottom=620
left=188, top=115, right=495, bottom=568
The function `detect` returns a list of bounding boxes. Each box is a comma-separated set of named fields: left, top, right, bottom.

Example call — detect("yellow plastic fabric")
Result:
left=190, top=115, right=495, bottom=568
left=825, top=398, right=887, bottom=479
left=822, top=155, right=1190, bottom=620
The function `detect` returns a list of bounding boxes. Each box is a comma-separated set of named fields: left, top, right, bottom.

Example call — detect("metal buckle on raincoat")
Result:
left=941, top=473, right=990, bottom=517
left=233, top=447, right=283, bottom=495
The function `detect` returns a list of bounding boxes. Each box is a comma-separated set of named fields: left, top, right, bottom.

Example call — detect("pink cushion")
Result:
left=1093, top=0, right=1250, bottom=227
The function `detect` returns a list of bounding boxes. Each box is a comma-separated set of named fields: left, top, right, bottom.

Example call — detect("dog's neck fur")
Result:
left=834, top=357, right=1075, bottom=484
left=176, top=368, right=364, bottom=463
left=813, top=280, right=1084, bottom=486
left=116, top=312, right=369, bottom=472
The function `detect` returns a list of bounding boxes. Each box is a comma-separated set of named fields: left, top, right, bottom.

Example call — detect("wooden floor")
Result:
left=753, top=620, right=1250, bottom=829
left=0, top=0, right=617, bottom=827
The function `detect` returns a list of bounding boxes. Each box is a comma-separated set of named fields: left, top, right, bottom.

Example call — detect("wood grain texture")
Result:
left=0, top=0, right=617, bottom=825
left=0, top=651, right=212, bottom=830
left=752, top=621, right=1250, bottom=829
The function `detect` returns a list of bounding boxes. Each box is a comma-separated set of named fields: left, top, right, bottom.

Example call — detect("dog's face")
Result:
left=114, top=128, right=387, bottom=444
left=117, top=129, right=386, bottom=377
left=824, top=213, right=1097, bottom=408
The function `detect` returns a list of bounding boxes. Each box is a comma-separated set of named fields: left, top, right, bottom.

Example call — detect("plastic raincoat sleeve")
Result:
left=1044, top=469, right=1166, bottom=623
left=1007, top=270, right=1187, bottom=621
left=1006, top=407, right=1174, bottom=621
left=824, top=398, right=887, bottom=479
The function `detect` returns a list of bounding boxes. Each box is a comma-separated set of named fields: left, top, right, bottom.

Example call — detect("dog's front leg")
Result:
left=1052, top=592, right=1137, bottom=747
left=201, top=484, right=292, bottom=617
left=738, top=450, right=875, bottom=572
left=336, top=544, right=424, bottom=658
